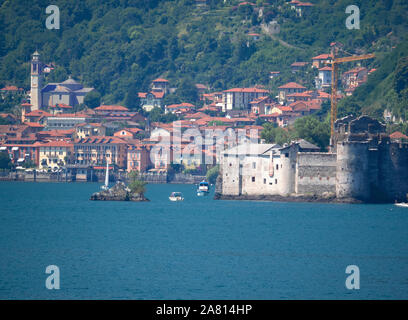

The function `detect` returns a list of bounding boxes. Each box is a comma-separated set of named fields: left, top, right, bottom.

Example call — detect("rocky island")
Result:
left=90, top=181, right=149, bottom=202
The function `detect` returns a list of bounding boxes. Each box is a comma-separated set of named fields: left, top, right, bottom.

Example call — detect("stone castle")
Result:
left=217, top=115, right=408, bottom=203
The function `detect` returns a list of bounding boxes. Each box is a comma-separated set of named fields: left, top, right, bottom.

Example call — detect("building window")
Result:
left=276, top=164, right=279, bottom=170
left=263, top=178, right=266, bottom=184
left=252, top=162, right=256, bottom=169
left=275, top=179, right=278, bottom=184
left=252, top=177, right=255, bottom=182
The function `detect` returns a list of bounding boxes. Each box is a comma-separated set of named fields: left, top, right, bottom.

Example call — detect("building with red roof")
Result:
left=222, top=87, right=269, bottom=112
left=38, top=140, right=74, bottom=170
left=114, top=128, right=144, bottom=140
left=312, top=53, right=333, bottom=68
left=278, top=82, right=306, bottom=103
left=74, top=136, right=128, bottom=168
left=127, top=142, right=152, bottom=173
left=94, top=105, right=129, bottom=112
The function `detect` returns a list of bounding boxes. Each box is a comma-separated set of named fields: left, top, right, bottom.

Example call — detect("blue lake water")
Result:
left=0, top=181, right=407, bottom=299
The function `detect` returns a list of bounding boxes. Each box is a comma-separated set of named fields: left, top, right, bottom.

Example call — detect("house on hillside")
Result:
left=277, top=82, right=306, bottom=104
left=311, top=53, right=333, bottom=69
left=151, top=78, right=170, bottom=95
left=342, top=67, right=368, bottom=91
left=138, top=91, right=165, bottom=112
left=222, top=88, right=269, bottom=112
left=316, top=66, right=332, bottom=90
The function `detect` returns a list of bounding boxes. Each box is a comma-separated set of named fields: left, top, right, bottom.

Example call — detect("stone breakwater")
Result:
left=90, top=181, right=149, bottom=202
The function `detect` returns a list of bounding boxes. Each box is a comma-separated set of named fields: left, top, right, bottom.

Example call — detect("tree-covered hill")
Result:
left=0, top=0, right=407, bottom=111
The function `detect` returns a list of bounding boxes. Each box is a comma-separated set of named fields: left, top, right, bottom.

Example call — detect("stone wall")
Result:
left=296, top=152, right=336, bottom=195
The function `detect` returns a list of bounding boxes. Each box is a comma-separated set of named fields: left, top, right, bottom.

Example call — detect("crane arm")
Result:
left=333, top=53, right=375, bottom=64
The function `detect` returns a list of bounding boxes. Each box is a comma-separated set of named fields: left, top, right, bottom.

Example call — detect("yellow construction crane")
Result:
left=329, top=51, right=375, bottom=141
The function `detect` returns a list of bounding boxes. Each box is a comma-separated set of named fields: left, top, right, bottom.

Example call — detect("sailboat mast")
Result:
left=105, top=162, right=109, bottom=187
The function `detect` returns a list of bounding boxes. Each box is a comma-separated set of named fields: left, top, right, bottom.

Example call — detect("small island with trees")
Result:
left=90, top=171, right=149, bottom=202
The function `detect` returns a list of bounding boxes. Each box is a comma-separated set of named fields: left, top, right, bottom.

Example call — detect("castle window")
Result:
left=263, top=178, right=266, bottom=184
left=252, top=177, right=255, bottom=182
left=276, top=164, right=279, bottom=170
left=252, top=162, right=256, bottom=169
left=285, top=153, right=289, bottom=158
left=275, top=179, right=278, bottom=184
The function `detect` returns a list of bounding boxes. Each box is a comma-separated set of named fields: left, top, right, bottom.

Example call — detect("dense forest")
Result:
left=0, top=0, right=407, bottom=119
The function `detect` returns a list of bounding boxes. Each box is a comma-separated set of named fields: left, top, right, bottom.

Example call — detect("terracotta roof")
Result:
left=297, top=2, right=314, bottom=6
left=25, top=110, right=52, bottom=118
left=50, top=103, right=73, bottom=109
left=223, top=88, right=269, bottom=93
left=50, top=113, right=89, bottom=118
left=37, top=129, right=75, bottom=136
left=291, top=62, right=308, bottom=67
left=94, top=105, right=129, bottom=111
left=312, top=53, right=333, bottom=60
left=166, top=103, right=195, bottom=109
left=138, top=91, right=165, bottom=99
left=286, top=92, right=312, bottom=98
left=318, top=66, right=332, bottom=71
left=390, top=131, right=408, bottom=140
left=152, top=78, right=169, bottom=83
left=75, top=136, right=127, bottom=144
left=38, top=141, right=73, bottom=148
left=1, top=85, right=22, bottom=91
left=278, top=82, right=306, bottom=89
left=25, top=122, right=45, bottom=128
left=278, top=106, right=293, bottom=112
left=195, top=84, right=208, bottom=89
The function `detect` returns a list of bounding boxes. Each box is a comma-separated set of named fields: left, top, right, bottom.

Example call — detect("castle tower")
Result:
left=336, top=141, right=371, bottom=201
left=30, top=50, right=42, bottom=111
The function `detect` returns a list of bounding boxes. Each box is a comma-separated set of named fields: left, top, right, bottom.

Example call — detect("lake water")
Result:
left=0, top=181, right=407, bottom=299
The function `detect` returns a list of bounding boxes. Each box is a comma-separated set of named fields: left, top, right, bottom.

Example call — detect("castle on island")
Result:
left=218, top=115, right=408, bottom=203
left=30, top=51, right=94, bottom=111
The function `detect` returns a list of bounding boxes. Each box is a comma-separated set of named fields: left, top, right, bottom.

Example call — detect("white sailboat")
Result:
left=101, top=162, right=109, bottom=190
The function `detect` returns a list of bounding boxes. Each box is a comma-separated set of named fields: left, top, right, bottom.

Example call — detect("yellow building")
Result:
left=74, top=136, right=128, bottom=168
left=38, top=141, right=74, bottom=170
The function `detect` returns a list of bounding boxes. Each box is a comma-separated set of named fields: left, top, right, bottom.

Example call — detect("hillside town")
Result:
left=0, top=48, right=406, bottom=183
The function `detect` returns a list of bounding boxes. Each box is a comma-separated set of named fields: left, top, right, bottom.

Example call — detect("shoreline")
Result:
left=213, top=193, right=372, bottom=204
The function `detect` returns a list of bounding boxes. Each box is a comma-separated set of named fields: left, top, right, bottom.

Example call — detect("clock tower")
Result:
left=30, top=50, right=43, bottom=111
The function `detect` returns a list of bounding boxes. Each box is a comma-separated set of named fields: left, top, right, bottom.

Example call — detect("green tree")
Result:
left=176, top=78, right=199, bottom=104
left=128, top=170, right=147, bottom=195
left=206, top=165, right=219, bottom=184
left=84, top=90, right=101, bottom=109
left=293, top=116, right=330, bottom=150
left=0, top=152, right=12, bottom=169
left=261, top=123, right=291, bottom=145
left=124, top=83, right=141, bottom=111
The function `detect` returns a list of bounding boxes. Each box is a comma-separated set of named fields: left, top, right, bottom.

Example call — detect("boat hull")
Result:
left=395, top=203, right=408, bottom=207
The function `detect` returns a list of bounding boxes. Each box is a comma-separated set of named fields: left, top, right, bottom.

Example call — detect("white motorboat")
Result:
left=395, top=202, right=408, bottom=208
left=169, top=192, right=184, bottom=201
left=198, top=180, right=210, bottom=192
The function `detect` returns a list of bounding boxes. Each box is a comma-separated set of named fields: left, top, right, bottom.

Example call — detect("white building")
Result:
left=222, top=88, right=269, bottom=112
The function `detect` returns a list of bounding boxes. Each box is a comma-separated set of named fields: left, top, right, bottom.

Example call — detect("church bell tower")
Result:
left=30, top=50, right=42, bottom=111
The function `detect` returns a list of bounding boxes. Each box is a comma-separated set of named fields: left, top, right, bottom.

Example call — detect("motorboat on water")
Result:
left=197, top=180, right=210, bottom=196
left=395, top=202, right=408, bottom=208
left=169, top=192, right=184, bottom=201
